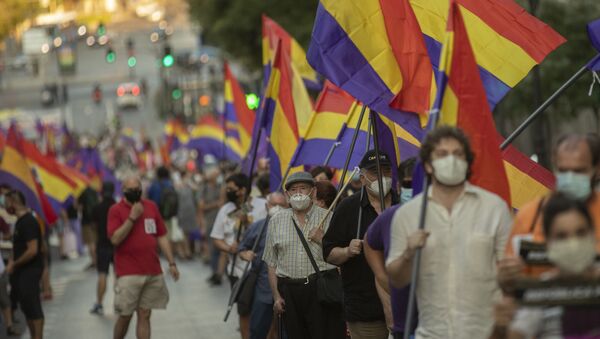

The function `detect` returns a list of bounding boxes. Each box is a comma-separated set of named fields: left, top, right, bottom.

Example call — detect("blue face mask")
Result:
left=400, top=188, right=413, bottom=204
left=555, top=171, right=592, bottom=200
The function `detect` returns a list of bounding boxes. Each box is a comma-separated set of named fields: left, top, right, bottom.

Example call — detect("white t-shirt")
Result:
left=210, top=197, right=267, bottom=277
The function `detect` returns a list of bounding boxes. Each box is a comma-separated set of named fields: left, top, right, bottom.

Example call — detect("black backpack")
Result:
left=159, top=184, right=179, bottom=219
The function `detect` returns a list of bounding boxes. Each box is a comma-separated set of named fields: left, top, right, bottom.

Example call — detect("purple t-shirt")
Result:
left=366, top=205, right=416, bottom=334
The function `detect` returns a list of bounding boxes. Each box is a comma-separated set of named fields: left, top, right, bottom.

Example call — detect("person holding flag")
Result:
left=386, top=126, right=512, bottom=338
left=323, top=150, right=398, bottom=338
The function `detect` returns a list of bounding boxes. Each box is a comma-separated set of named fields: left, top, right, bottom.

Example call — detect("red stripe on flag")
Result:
left=224, top=62, right=255, bottom=135
left=457, top=0, right=566, bottom=63
left=271, top=41, right=300, bottom=139
left=448, top=1, right=511, bottom=205
left=382, top=0, right=433, bottom=114
left=314, top=81, right=355, bottom=114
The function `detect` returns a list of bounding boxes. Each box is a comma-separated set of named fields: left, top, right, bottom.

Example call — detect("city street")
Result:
left=3, top=251, right=239, bottom=339
left=0, top=12, right=195, bottom=139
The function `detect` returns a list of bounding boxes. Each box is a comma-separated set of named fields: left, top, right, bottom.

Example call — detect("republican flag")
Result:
left=186, top=115, right=243, bottom=162
left=433, top=0, right=511, bottom=204
left=0, top=126, right=45, bottom=220
left=262, top=39, right=314, bottom=191
left=22, top=138, right=78, bottom=211
left=224, top=62, right=255, bottom=156
left=307, top=0, right=565, bottom=135
left=262, top=15, right=320, bottom=90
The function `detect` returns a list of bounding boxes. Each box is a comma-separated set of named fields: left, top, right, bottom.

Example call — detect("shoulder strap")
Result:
left=527, top=197, right=546, bottom=234
left=291, top=218, right=321, bottom=276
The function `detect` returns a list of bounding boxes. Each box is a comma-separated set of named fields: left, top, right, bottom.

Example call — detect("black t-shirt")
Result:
left=93, top=198, right=116, bottom=249
left=78, top=187, right=99, bottom=225
left=13, top=212, right=44, bottom=272
left=322, top=188, right=398, bottom=322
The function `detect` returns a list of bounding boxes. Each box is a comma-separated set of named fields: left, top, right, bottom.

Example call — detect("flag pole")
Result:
left=323, top=141, right=341, bottom=166
left=403, top=175, right=431, bottom=339
left=369, top=111, right=386, bottom=211
left=337, top=105, right=369, bottom=191
left=355, top=113, right=373, bottom=239
left=500, top=60, right=593, bottom=150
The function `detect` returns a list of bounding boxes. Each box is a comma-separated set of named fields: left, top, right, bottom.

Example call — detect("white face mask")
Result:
left=555, top=171, right=592, bottom=200
left=268, top=205, right=283, bottom=217
left=431, top=155, right=468, bottom=186
left=547, top=236, right=597, bottom=274
left=288, top=192, right=312, bottom=211
left=365, top=175, right=393, bottom=196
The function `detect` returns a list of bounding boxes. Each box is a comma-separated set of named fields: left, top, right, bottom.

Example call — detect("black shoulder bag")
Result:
left=291, top=218, right=343, bottom=305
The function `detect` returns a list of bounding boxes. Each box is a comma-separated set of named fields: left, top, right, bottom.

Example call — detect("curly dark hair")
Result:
left=419, top=126, right=475, bottom=171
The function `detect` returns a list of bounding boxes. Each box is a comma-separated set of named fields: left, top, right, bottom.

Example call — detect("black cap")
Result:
left=358, top=150, right=392, bottom=170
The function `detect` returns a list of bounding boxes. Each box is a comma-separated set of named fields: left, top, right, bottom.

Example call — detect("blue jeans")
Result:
left=250, top=298, right=273, bottom=339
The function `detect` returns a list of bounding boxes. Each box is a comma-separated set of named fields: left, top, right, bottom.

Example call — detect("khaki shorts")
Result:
left=114, top=275, right=169, bottom=316
left=82, top=223, right=97, bottom=244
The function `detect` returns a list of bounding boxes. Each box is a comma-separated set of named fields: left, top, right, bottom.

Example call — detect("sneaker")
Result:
left=90, top=303, right=104, bottom=315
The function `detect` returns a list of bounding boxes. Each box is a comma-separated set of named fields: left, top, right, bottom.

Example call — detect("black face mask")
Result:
left=124, top=189, right=142, bottom=203
left=226, top=190, right=238, bottom=203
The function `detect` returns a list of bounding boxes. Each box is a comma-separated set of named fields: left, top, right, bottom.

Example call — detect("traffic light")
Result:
left=245, top=93, right=260, bottom=110
left=199, top=95, right=210, bottom=106
left=127, top=56, right=137, bottom=67
left=97, top=22, right=106, bottom=36
left=162, top=45, right=174, bottom=68
left=171, top=88, right=182, bottom=100
left=105, top=48, right=116, bottom=63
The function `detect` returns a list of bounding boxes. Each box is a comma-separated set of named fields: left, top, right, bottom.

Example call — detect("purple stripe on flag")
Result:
left=0, top=171, right=43, bottom=217
left=186, top=138, right=241, bottom=162
left=588, top=19, right=600, bottom=52
left=267, top=144, right=283, bottom=192
left=423, top=35, right=510, bottom=110
left=307, top=3, right=423, bottom=139
left=291, top=138, right=339, bottom=167
left=587, top=54, right=600, bottom=71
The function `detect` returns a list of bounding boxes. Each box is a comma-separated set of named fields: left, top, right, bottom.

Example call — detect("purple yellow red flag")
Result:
left=0, top=126, right=45, bottom=220
left=262, top=39, right=314, bottom=191
left=187, top=115, right=243, bottom=162
left=262, top=15, right=320, bottom=90
left=308, top=0, right=565, bottom=135
left=224, top=62, right=255, bottom=156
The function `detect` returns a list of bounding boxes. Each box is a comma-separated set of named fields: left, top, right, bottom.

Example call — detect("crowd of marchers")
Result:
left=1, top=125, right=600, bottom=339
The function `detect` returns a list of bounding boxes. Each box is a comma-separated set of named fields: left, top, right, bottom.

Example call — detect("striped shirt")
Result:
left=263, top=205, right=336, bottom=279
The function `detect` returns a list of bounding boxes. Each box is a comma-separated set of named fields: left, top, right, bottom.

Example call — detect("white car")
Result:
left=116, top=82, right=142, bottom=109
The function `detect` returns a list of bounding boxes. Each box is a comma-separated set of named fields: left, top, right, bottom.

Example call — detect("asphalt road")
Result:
left=1, top=253, right=240, bottom=339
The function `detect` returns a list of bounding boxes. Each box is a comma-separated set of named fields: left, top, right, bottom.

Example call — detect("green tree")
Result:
left=495, top=0, right=600, bottom=164
left=0, top=0, right=39, bottom=41
left=187, top=0, right=318, bottom=70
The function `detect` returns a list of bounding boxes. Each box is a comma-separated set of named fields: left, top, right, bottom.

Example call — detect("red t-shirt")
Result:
left=107, top=199, right=167, bottom=277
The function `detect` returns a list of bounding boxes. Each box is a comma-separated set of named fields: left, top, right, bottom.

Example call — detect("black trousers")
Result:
left=277, top=277, right=345, bottom=339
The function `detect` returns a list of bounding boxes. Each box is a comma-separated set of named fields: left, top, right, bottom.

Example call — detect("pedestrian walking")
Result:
left=198, top=166, right=225, bottom=284
left=108, top=176, right=179, bottom=339
left=323, top=150, right=397, bottom=339
left=5, top=190, right=44, bottom=339
left=491, top=193, right=600, bottom=338
left=363, top=158, right=417, bottom=339
left=90, top=182, right=116, bottom=316
left=78, top=186, right=99, bottom=269
left=263, top=172, right=345, bottom=339
left=238, top=192, right=288, bottom=339
left=500, top=133, right=600, bottom=284
left=211, top=173, right=267, bottom=339
left=386, top=126, right=512, bottom=338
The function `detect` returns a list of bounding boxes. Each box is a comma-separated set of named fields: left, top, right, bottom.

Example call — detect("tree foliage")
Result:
left=187, top=0, right=318, bottom=70
left=0, top=0, right=39, bottom=41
